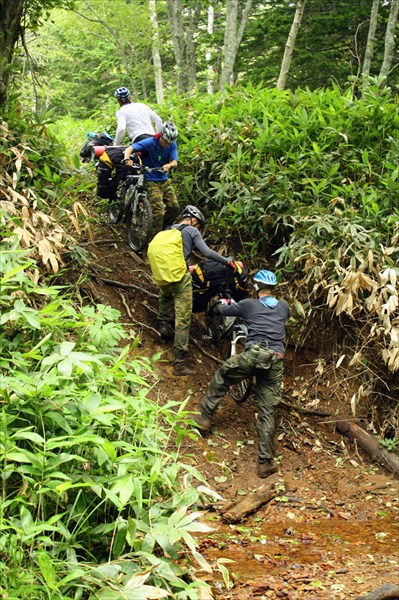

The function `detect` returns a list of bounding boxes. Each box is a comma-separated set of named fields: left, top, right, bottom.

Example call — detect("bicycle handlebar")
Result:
left=123, top=161, right=165, bottom=175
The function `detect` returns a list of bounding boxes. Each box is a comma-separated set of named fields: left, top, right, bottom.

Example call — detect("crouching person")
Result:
left=147, top=205, right=236, bottom=376
left=190, top=270, right=290, bottom=478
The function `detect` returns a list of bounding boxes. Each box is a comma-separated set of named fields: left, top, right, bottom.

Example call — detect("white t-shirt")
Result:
left=114, top=103, right=162, bottom=145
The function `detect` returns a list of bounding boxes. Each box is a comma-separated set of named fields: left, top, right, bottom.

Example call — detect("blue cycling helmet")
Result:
left=252, top=270, right=277, bottom=291
left=114, top=87, right=131, bottom=103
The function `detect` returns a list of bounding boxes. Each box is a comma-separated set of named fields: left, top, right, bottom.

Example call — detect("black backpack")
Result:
left=191, top=260, right=250, bottom=313
left=80, top=132, right=114, bottom=162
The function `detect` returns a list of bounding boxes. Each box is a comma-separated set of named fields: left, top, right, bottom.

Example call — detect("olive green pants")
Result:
left=146, top=180, right=179, bottom=237
left=201, top=345, right=284, bottom=462
left=158, top=271, right=193, bottom=359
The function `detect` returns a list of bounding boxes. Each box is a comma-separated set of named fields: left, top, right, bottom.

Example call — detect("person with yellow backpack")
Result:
left=147, top=205, right=238, bottom=376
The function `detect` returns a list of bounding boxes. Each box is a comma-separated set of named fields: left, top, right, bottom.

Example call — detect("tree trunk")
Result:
left=186, top=2, right=201, bottom=92
left=379, top=0, right=399, bottom=79
left=166, top=0, right=200, bottom=93
left=0, top=0, right=26, bottom=108
left=276, top=0, right=307, bottom=91
left=219, top=0, right=253, bottom=91
left=335, top=420, right=399, bottom=476
left=206, top=4, right=215, bottom=94
left=166, top=0, right=186, bottom=93
left=149, top=0, right=163, bottom=103
left=362, top=0, right=380, bottom=78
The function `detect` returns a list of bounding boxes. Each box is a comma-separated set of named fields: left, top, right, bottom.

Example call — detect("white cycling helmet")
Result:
left=162, top=121, right=178, bottom=142
left=182, top=205, right=205, bottom=227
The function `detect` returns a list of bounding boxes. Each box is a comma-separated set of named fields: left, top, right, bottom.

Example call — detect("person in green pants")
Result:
left=190, top=270, right=290, bottom=478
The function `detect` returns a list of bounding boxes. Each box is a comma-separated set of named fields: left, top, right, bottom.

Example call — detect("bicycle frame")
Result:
left=204, top=272, right=253, bottom=404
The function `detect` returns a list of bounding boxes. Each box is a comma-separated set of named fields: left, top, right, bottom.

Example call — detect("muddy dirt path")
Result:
left=80, top=233, right=398, bottom=600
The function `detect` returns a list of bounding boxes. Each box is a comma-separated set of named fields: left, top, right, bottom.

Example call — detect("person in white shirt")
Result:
left=113, top=86, right=163, bottom=145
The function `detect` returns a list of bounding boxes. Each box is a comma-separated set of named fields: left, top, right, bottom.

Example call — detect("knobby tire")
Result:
left=207, top=307, right=253, bottom=404
left=108, top=198, right=124, bottom=225
left=126, top=192, right=153, bottom=252
left=228, top=334, right=253, bottom=405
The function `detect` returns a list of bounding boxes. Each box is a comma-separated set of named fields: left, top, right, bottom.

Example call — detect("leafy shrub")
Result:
left=0, top=241, right=212, bottom=598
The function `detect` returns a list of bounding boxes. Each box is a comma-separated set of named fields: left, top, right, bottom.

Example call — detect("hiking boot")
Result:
left=173, top=361, right=196, bottom=376
left=189, top=413, right=212, bottom=432
left=257, top=459, right=278, bottom=479
left=159, top=321, right=173, bottom=340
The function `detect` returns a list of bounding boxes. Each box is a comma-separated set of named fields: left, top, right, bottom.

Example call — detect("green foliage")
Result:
left=0, top=241, right=211, bottom=598
left=379, top=437, right=398, bottom=452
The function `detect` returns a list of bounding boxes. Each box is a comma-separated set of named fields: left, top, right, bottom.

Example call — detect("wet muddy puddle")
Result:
left=199, top=518, right=399, bottom=580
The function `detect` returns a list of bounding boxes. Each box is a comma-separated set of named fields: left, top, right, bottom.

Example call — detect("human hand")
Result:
left=218, top=298, right=231, bottom=306
left=228, top=260, right=237, bottom=272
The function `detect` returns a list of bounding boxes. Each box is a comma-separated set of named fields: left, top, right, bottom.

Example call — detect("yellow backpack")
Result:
left=147, top=226, right=187, bottom=286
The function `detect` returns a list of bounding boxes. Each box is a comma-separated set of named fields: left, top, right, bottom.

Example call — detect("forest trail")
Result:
left=77, top=228, right=398, bottom=600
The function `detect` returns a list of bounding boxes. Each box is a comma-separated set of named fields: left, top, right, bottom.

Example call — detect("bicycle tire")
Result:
left=206, top=306, right=234, bottom=345
left=126, top=192, right=153, bottom=252
left=108, top=197, right=124, bottom=224
left=228, top=332, right=253, bottom=404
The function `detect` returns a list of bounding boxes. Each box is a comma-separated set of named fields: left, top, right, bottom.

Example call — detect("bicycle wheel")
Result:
left=126, top=192, right=153, bottom=252
left=206, top=304, right=234, bottom=344
left=108, top=197, right=124, bottom=224
left=228, top=332, right=253, bottom=404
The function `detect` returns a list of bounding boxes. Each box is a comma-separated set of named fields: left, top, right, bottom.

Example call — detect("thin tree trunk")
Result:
left=186, top=2, right=201, bottom=91
left=379, top=0, right=399, bottom=79
left=166, top=0, right=186, bottom=93
left=277, top=0, right=306, bottom=91
left=166, top=0, right=200, bottom=93
left=362, top=0, right=380, bottom=78
left=206, top=4, right=214, bottom=94
left=149, top=0, right=163, bottom=103
left=219, top=0, right=253, bottom=91
left=0, top=0, right=26, bottom=108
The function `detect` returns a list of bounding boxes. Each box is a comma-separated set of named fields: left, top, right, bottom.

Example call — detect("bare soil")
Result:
left=77, top=229, right=398, bottom=600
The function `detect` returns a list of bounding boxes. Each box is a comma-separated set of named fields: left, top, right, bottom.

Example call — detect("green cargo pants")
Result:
left=200, top=345, right=284, bottom=462
left=146, top=180, right=180, bottom=237
left=158, top=271, right=193, bottom=359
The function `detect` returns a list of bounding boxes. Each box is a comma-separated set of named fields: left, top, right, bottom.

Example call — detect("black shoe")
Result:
left=257, top=459, right=278, bottom=478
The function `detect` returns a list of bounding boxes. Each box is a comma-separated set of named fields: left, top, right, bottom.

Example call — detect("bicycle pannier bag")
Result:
left=80, top=132, right=113, bottom=162
left=190, top=260, right=250, bottom=312
left=96, top=146, right=131, bottom=200
left=147, top=227, right=187, bottom=286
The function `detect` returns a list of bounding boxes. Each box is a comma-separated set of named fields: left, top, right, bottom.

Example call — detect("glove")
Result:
left=228, top=260, right=237, bottom=272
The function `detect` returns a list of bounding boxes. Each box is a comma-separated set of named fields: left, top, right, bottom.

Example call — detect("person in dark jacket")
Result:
left=151, top=205, right=238, bottom=376
left=190, top=270, right=290, bottom=478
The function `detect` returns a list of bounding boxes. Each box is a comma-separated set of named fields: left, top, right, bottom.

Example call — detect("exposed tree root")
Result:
left=355, top=583, right=399, bottom=600
left=335, top=420, right=399, bottom=477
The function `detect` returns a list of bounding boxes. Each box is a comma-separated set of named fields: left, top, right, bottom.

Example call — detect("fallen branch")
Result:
left=221, top=475, right=278, bottom=523
left=355, top=583, right=399, bottom=600
left=117, top=291, right=133, bottom=320
left=99, top=277, right=158, bottom=298
left=280, top=398, right=331, bottom=417
left=128, top=317, right=161, bottom=337
left=80, top=238, right=119, bottom=246
left=190, top=336, right=223, bottom=365
left=335, top=420, right=399, bottom=477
